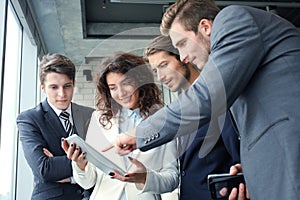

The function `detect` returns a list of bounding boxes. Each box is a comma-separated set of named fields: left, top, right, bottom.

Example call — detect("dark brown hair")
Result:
left=95, top=52, right=163, bottom=128
left=145, top=35, right=198, bottom=89
left=144, top=35, right=180, bottom=62
left=39, top=53, right=76, bottom=84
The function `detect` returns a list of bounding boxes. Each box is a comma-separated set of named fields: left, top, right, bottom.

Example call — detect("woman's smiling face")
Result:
left=106, top=72, right=139, bottom=110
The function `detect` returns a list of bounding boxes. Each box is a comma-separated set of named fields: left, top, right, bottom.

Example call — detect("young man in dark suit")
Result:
left=145, top=35, right=240, bottom=200
left=17, top=53, right=94, bottom=200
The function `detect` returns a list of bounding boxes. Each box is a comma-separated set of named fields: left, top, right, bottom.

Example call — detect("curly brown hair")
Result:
left=95, top=52, right=163, bottom=128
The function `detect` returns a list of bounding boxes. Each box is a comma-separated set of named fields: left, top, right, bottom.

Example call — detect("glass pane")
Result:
left=16, top=30, right=37, bottom=200
left=0, top=4, right=22, bottom=200
left=0, top=0, right=6, bottom=73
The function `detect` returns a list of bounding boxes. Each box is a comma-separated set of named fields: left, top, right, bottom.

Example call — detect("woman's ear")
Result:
left=197, top=19, right=212, bottom=37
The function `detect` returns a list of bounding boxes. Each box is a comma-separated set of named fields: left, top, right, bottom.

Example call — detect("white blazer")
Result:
left=72, top=111, right=179, bottom=200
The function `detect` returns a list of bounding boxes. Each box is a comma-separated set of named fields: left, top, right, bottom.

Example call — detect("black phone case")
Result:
left=207, top=173, right=245, bottom=199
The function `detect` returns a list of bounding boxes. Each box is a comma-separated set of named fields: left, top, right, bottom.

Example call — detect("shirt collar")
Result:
left=127, top=108, right=140, bottom=118
left=47, top=99, right=72, bottom=117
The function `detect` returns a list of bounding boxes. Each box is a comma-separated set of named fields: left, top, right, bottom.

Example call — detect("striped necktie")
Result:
left=59, top=111, right=74, bottom=136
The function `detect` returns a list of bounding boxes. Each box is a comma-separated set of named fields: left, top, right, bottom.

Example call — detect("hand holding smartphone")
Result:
left=207, top=173, right=245, bottom=199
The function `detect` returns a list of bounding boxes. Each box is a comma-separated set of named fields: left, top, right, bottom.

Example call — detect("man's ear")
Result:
left=41, top=83, right=46, bottom=93
left=197, top=19, right=212, bottom=37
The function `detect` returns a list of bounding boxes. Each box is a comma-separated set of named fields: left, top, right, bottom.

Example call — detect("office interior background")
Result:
left=0, top=0, right=299, bottom=199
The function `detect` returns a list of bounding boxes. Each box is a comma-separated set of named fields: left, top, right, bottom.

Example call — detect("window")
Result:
left=16, top=30, right=38, bottom=200
left=0, top=1, right=38, bottom=199
left=0, top=3, right=22, bottom=200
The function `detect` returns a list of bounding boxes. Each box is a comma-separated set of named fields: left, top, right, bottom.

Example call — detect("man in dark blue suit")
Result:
left=17, top=54, right=94, bottom=200
left=144, top=35, right=240, bottom=199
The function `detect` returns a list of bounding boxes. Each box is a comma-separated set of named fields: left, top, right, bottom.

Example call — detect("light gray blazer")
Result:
left=73, top=111, right=179, bottom=200
left=136, top=5, right=300, bottom=199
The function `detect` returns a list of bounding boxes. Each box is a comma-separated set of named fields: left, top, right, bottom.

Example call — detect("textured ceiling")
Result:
left=23, top=0, right=300, bottom=66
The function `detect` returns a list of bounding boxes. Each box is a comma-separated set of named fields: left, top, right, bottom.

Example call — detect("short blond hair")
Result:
left=160, top=0, right=219, bottom=35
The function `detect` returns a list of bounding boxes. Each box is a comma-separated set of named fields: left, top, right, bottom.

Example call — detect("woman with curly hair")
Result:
left=62, top=52, right=179, bottom=200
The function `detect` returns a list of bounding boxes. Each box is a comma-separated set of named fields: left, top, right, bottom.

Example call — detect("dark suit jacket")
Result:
left=136, top=6, right=300, bottom=199
left=17, top=100, right=94, bottom=200
left=179, top=112, right=240, bottom=200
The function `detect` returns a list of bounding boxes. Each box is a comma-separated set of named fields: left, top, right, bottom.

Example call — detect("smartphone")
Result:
left=207, top=173, right=245, bottom=199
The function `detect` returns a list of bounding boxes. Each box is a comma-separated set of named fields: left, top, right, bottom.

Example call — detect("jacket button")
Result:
left=181, top=170, right=186, bottom=176
left=76, top=189, right=82, bottom=194
left=144, top=137, right=150, bottom=144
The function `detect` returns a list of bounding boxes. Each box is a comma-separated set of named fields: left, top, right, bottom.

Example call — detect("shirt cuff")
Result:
left=70, top=176, right=77, bottom=184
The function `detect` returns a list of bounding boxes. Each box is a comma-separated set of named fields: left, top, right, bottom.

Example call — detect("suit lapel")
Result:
left=72, top=103, right=83, bottom=137
left=42, top=100, right=67, bottom=139
left=105, top=116, right=128, bottom=171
